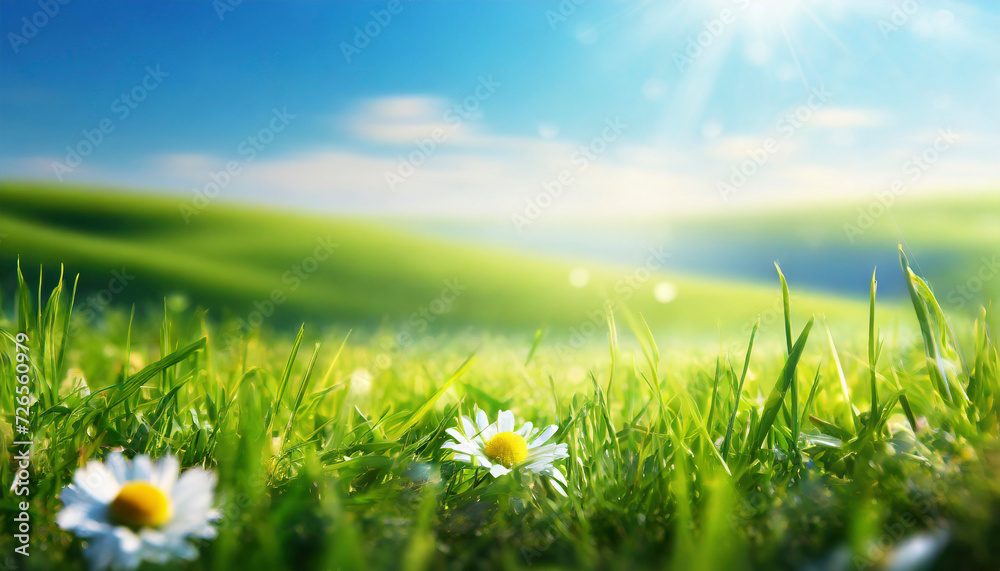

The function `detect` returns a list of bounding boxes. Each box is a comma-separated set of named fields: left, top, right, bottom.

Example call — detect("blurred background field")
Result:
left=2, top=181, right=996, bottom=348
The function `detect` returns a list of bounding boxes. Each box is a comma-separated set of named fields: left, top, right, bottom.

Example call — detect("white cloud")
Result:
left=708, top=136, right=766, bottom=162
left=143, top=92, right=995, bottom=220
left=179, top=109, right=713, bottom=220
left=245, top=150, right=395, bottom=195
left=20, top=91, right=993, bottom=222
left=809, top=108, right=886, bottom=128
left=347, top=95, right=470, bottom=145
left=708, top=135, right=803, bottom=164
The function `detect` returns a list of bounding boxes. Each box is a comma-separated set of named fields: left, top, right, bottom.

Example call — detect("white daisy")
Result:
left=441, top=409, right=570, bottom=496
left=57, top=452, right=220, bottom=571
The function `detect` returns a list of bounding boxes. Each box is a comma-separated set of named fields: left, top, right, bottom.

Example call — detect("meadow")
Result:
left=1, top=183, right=999, bottom=570
left=2, top=209, right=999, bottom=569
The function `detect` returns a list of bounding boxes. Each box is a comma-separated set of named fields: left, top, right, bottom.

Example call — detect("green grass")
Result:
left=1, top=251, right=998, bottom=570
left=1, top=181, right=912, bottom=346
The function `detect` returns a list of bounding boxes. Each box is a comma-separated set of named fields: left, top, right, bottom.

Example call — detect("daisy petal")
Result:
left=172, top=540, right=199, bottom=560
left=524, top=460, right=556, bottom=473
left=165, top=468, right=217, bottom=535
left=84, top=531, right=122, bottom=571
left=114, top=527, right=144, bottom=570
left=72, top=463, right=119, bottom=503
left=104, top=452, right=129, bottom=485
left=516, top=421, right=534, bottom=437
left=191, top=519, right=220, bottom=539
left=152, top=455, right=179, bottom=491
left=57, top=506, right=114, bottom=537
left=526, top=443, right=569, bottom=461
left=130, top=455, right=154, bottom=482
left=445, top=428, right=470, bottom=444
left=443, top=442, right=483, bottom=456
left=498, top=410, right=515, bottom=433
left=489, top=464, right=511, bottom=478
left=546, top=466, right=568, bottom=485
left=481, top=422, right=498, bottom=442
left=460, top=415, right=477, bottom=438
left=549, top=479, right=567, bottom=497
left=529, top=425, right=559, bottom=448
left=85, top=526, right=142, bottom=571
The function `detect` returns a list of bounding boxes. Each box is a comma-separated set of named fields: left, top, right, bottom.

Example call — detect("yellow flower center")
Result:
left=483, top=432, right=528, bottom=468
left=108, top=481, right=172, bottom=529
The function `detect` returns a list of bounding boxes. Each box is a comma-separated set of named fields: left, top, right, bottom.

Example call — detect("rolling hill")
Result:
left=2, top=181, right=968, bottom=347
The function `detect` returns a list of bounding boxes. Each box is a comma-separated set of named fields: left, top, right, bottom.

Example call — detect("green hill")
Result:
left=0, top=181, right=930, bottom=344
left=656, top=191, right=999, bottom=303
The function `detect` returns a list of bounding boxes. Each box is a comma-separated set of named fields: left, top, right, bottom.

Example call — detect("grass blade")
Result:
left=107, top=337, right=207, bottom=410
left=868, top=268, right=879, bottom=427
left=281, top=342, right=323, bottom=447
left=722, top=318, right=758, bottom=460
left=749, top=316, right=814, bottom=457
left=776, top=263, right=799, bottom=452
left=264, top=324, right=305, bottom=433
left=899, top=247, right=968, bottom=406
left=388, top=352, right=477, bottom=440
left=525, top=327, right=544, bottom=366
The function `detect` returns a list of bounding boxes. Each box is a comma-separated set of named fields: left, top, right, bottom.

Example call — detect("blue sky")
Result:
left=2, top=0, right=998, bottom=220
